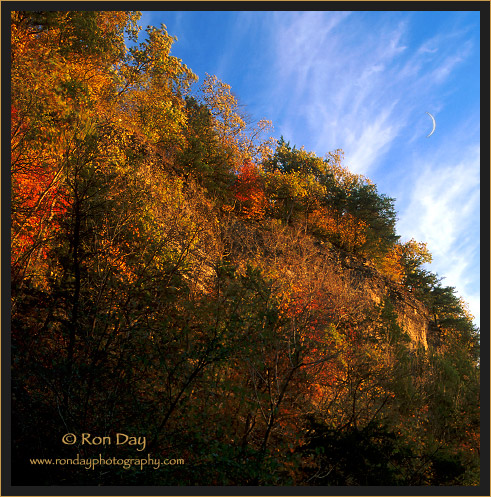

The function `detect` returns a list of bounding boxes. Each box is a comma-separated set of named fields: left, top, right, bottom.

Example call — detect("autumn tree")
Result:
left=178, top=96, right=236, bottom=198
left=233, top=159, right=267, bottom=219
left=263, top=138, right=337, bottom=225
left=262, top=138, right=398, bottom=259
left=198, top=74, right=275, bottom=165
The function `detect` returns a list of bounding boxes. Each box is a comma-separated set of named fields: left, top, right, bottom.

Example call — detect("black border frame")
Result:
left=2, top=2, right=489, bottom=495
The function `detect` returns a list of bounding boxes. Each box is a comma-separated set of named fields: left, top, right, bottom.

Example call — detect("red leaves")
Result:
left=233, top=159, right=267, bottom=219
left=11, top=105, right=19, bottom=123
left=11, top=105, right=69, bottom=272
left=12, top=164, right=69, bottom=265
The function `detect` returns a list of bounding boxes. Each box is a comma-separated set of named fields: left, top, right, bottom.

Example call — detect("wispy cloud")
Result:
left=269, top=13, right=413, bottom=174
left=267, top=12, right=476, bottom=174
left=397, top=144, right=480, bottom=325
left=398, top=149, right=479, bottom=255
left=344, top=100, right=402, bottom=175
left=429, top=40, right=473, bottom=84
left=264, top=11, right=480, bottom=324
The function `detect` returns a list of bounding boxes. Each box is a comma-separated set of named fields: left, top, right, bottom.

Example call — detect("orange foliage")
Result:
left=278, top=284, right=345, bottom=405
left=11, top=106, right=69, bottom=273
left=233, top=159, right=267, bottom=219
left=310, top=206, right=368, bottom=252
left=377, top=243, right=405, bottom=283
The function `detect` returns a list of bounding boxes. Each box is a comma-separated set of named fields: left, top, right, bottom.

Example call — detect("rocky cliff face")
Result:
left=330, top=249, right=430, bottom=349
left=181, top=219, right=433, bottom=350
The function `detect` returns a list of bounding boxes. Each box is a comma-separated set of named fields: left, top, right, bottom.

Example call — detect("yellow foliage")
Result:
left=310, top=207, right=368, bottom=252
left=377, top=244, right=405, bottom=283
left=200, top=74, right=275, bottom=165
left=325, top=149, right=372, bottom=190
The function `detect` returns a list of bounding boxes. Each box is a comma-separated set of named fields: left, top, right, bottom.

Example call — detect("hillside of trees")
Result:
left=10, top=11, right=480, bottom=486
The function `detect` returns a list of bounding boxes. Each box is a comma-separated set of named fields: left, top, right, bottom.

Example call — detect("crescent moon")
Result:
left=426, top=111, right=436, bottom=137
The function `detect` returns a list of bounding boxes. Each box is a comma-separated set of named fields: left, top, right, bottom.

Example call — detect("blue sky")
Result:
left=137, top=10, right=480, bottom=327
